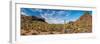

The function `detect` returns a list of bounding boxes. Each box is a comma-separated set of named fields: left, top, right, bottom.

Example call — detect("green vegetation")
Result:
left=21, top=20, right=92, bottom=35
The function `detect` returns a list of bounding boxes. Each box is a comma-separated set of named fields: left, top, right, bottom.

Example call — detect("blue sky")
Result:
left=21, top=8, right=92, bottom=24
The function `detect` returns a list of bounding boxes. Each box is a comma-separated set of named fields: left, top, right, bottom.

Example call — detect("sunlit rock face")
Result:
left=73, top=12, right=92, bottom=33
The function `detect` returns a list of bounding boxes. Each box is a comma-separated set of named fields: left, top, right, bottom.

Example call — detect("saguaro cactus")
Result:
left=61, top=20, right=66, bottom=33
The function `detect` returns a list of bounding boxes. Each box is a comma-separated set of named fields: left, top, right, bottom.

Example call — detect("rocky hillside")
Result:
left=21, top=15, right=47, bottom=35
left=74, top=12, right=92, bottom=26
left=21, top=15, right=46, bottom=23
left=73, top=12, right=92, bottom=33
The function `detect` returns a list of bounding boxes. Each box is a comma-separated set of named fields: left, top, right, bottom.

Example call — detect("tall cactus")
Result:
left=61, top=20, right=66, bottom=33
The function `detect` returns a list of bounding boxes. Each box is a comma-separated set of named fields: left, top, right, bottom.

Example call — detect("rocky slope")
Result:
left=73, top=12, right=92, bottom=33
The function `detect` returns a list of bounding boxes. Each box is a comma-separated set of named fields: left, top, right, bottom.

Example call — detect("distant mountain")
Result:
left=21, top=15, right=46, bottom=23
left=32, top=16, right=45, bottom=22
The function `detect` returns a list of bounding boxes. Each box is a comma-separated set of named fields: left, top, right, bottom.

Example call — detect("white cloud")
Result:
left=32, top=9, right=43, bottom=12
left=57, top=11, right=65, bottom=15
left=46, top=19, right=64, bottom=24
left=41, top=13, right=54, bottom=19
left=36, top=10, right=71, bottom=24
left=40, top=11, right=70, bottom=24
left=21, top=12, right=29, bottom=16
left=56, top=11, right=69, bottom=17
